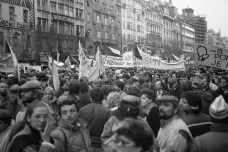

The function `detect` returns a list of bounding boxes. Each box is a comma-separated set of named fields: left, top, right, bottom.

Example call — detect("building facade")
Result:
left=84, top=0, right=122, bottom=58
left=121, top=0, right=145, bottom=52
left=144, top=0, right=163, bottom=55
left=0, top=0, right=31, bottom=61
left=32, top=0, right=85, bottom=63
left=194, top=15, right=207, bottom=44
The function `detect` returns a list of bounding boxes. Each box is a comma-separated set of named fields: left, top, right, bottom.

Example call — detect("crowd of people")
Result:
left=0, top=66, right=228, bottom=152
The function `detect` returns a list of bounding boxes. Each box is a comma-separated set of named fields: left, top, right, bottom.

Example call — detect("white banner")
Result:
left=102, top=55, right=143, bottom=67
left=142, top=55, right=185, bottom=71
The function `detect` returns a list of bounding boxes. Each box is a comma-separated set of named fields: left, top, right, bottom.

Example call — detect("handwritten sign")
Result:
left=194, top=43, right=228, bottom=70
left=142, top=55, right=185, bottom=71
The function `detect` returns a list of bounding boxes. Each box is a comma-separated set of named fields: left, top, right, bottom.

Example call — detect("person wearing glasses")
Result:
left=51, top=98, right=91, bottom=152
left=8, top=101, right=56, bottom=152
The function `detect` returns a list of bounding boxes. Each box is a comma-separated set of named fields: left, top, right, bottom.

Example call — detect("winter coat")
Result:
left=191, top=124, right=228, bottom=152
left=181, top=112, right=211, bottom=126
left=168, top=82, right=182, bottom=99
left=0, top=126, right=11, bottom=152
left=157, top=118, right=192, bottom=152
left=51, top=118, right=91, bottom=152
left=8, top=123, right=55, bottom=152
left=79, top=102, right=111, bottom=148
left=143, top=102, right=160, bottom=137
left=79, top=92, right=92, bottom=106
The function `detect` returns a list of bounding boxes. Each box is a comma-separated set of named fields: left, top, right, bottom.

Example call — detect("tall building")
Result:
left=144, top=0, right=163, bottom=55
left=207, top=29, right=227, bottom=49
left=32, top=0, right=85, bottom=63
left=160, top=1, right=175, bottom=45
left=121, top=0, right=145, bottom=52
left=85, top=0, right=122, bottom=57
left=0, top=0, right=31, bottom=61
left=194, top=15, right=207, bottom=44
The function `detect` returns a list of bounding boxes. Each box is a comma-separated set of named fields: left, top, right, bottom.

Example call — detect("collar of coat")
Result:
left=58, top=118, right=87, bottom=131
left=211, top=124, right=228, bottom=132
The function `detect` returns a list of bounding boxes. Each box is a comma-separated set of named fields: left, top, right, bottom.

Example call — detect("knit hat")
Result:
left=156, top=95, right=179, bottom=106
left=210, top=95, right=228, bottom=120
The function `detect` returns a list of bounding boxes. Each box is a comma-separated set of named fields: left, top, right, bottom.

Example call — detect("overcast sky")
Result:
left=164, top=0, right=228, bottom=37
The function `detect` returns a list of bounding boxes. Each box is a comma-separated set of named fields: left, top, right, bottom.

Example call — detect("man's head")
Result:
left=170, top=71, right=179, bottom=85
left=114, top=80, right=125, bottom=92
left=20, top=80, right=41, bottom=104
left=180, top=91, right=202, bottom=114
left=59, top=98, right=80, bottom=124
left=142, top=72, right=152, bottom=82
left=90, top=87, right=104, bottom=103
left=181, top=74, right=189, bottom=84
left=92, top=78, right=102, bottom=88
left=0, top=110, right=12, bottom=131
left=155, top=80, right=162, bottom=90
left=157, top=95, right=179, bottom=120
left=191, top=75, right=203, bottom=91
left=69, top=80, right=81, bottom=95
left=141, top=89, right=156, bottom=107
left=202, top=74, right=210, bottom=90
left=0, top=82, right=8, bottom=96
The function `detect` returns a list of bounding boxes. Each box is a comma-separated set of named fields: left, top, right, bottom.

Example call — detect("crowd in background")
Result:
left=0, top=65, right=228, bottom=152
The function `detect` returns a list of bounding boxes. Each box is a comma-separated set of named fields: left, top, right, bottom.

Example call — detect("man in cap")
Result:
left=8, top=85, right=20, bottom=120
left=156, top=95, right=192, bottom=152
left=16, top=80, right=43, bottom=122
left=191, top=95, right=228, bottom=152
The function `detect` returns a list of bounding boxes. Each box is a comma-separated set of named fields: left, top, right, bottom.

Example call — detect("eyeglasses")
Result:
left=61, top=110, right=77, bottom=116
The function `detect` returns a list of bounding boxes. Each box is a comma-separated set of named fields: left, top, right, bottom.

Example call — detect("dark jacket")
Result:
left=79, top=102, right=111, bottom=148
left=79, top=92, right=92, bottom=106
left=168, top=82, right=182, bottom=99
left=181, top=112, right=211, bottom=126
left=191, top=124, right=228, bottom=152
left=196, top=90, right=214, bottom=115
left=51, top=118, right=91, bottom=152
left=143, top=102, right=160, bottom=137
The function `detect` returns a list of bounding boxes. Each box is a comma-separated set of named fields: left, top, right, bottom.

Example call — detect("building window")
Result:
left=137, top=14, right=140, bottom=21
left=105, top=32, right=108, bottom=39
left=51, top=2, right=57, bottom=13
left=76, top=8, right=83, bottom=18
left=96, top=14, right=100, bottom=23
left=123, top=21, right=125, bottom=29
left=37, top=17, right=41, bottom=26
left=65, top=5, right=69, bottom=15
left=112, top=33, right=115, bottom=40
left=41, top=0, right=48, bottom=10
left=87, top=13, right=90, bottom=21
left=0, top=32, right=3, bottom=45
left=127, top=34, right=130, bottom=41
left=137, top=25, right=140, bottom=32
left=80, top=26, right=84, bottom=36
left=23, top=10, right=28, bottom=23
left=37, top=0, right=41, bottom=9
left=59, top=22, right=64, bottom=34
left=51, top=21, right=57, bottom=32
left=111, top=17, right=114, bottom=23
left=9, top=6, right=15, bottom=21
left=0, top=4, right=1, bottom=18
left=127, top=22, right=130, bottom=30
left=127, top=10, right=130, bottom=18
left=58, top=4, right=64, bottom=14
left=97, top=31, right=101, bottom=38
left=42, top=18, right=48, bottom=31
left=104, top=16, right=108, bottom=25
left=123, top=9, right=125, bottom=17
left=69, top=7, right=73, bottom=17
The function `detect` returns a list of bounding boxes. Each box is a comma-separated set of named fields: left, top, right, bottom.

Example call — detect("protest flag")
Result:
left=88, top=47, right=105, bottom=81
left=52, top=61, right=60, bottom=90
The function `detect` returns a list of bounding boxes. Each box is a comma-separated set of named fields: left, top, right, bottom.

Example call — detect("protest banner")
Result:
left=194, top=43, right=228, bottom=70
left=26, top=65, right=42, bottom=72
left=142, top=55, right=185, bottom=71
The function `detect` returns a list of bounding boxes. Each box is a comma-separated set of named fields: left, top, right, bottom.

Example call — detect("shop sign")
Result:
left=52, top=14, right=74, bottom=23
left=0, top=0, right=27, bottom=7
left=0, top=19, right=29, bottom=29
